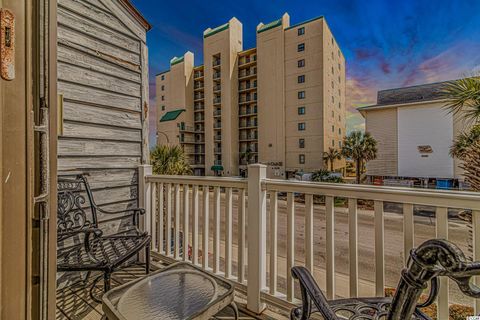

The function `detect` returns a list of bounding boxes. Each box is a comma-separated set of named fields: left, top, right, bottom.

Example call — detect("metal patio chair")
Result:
left=56, top=175, right=151, bottom=302
left=291, top=239, right=480, bottom=319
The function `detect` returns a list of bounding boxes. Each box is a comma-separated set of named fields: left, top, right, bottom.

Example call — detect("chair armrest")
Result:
left=95, top=206, right=144, bottom=215
left=291, top=266, right=339, bottom=320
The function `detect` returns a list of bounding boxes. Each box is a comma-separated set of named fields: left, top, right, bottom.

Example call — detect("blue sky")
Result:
left=130, top=0, right=480, bottom=143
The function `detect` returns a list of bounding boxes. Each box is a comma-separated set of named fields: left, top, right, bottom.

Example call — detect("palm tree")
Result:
left=443, top=77, right=480, bottom=191
left=442, top=77, right=480, bottom=125
left=150, top=145, right=192, bottom=175
left=323, top=147, right=342, bottom=171
left=341, top=131, right=377, bottom=184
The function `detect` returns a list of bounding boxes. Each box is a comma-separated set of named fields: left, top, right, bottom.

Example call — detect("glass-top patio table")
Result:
left=102, top=262, right=238, bottom=320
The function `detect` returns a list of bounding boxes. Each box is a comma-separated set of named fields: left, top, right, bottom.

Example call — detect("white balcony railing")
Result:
left=140, top=165, right=480, bottom=317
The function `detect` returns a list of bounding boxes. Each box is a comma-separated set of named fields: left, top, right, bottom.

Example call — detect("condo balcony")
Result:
left=213, top=97, right=221, bottom=105
left=214, top=134, right=222, bottom=141
left=239, top=82, right=257, bottom=92
left=194, top=103, right=204, bottom=111
left=195, top=115, right=205, bottom=122
left=179, top=123, right=195, bottom=132
left=213, top=59, right=221, bottom=67
left=213, top=84, right=221, bottom=92
left=214, top=159, right=222, bottom=165
left=238, top=68, right=257, bottom=80
left=194, top=93, right=204, bottom=101
left=179, top=136, right=195, bottom=143
left=214, top=147, right=222, bottom=154
left=213, top=109, right=222, bottom=117
left=194, top=70, right=204, bottom=78
left=194, top=82, right=204, bottom=90
left=213, top=72, right=221, bottom=80
left=214, top=122, right=222, bottom=129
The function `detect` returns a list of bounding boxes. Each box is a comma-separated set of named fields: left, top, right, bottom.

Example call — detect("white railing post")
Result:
left=138, top=164, right=152, bottom=262
left=138, top=164, right=153, bottom=232
left=247, top=164, right=267, bottom=314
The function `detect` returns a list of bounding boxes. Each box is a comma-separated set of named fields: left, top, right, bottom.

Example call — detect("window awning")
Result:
left=211, top=165, right=223, bottom=171
left=159, top=109, right=185, bottom=122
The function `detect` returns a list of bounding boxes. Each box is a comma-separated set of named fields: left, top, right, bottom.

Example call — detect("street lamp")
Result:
left=156, top=131, right=170, bottom=144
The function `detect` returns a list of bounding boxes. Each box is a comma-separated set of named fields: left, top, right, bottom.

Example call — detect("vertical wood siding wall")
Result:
left=57, top=0, right=149, bottom=234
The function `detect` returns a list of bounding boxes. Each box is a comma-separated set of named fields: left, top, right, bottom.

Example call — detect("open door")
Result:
left=0, top=0, right=57, bottom=319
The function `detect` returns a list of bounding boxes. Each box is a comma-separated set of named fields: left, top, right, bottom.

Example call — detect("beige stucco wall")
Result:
left=203, top=18, right=243, bottom=176
left=257, top=14, right=289, bottom=178
left=156, top=52, right=195, bottom=147
left=284, top=17, right=346, bottom=172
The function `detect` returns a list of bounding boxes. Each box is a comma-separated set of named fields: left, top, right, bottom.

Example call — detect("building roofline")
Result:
left=357, top=98, right=449, bottom=116
left=155, top=70, right=170, bottom=77
left=257, top=18, right=283, bottom=33
left=285, top=15, right=324, bottom=30
left=118, top=0, right=152, bottom=31
left=204, top=22, right=229, bottom=38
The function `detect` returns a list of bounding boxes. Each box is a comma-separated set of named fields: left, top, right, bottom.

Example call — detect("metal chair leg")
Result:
left=104, top=272, right=111, bottom=292
left=146, top=242, right=151, bottom=274
left=229, top=302, right=239, bottom=320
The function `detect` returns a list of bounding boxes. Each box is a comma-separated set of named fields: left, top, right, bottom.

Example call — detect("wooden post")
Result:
left=138, top=164, right=152, bottom=262
left=246, top=164, right=267, bottom=314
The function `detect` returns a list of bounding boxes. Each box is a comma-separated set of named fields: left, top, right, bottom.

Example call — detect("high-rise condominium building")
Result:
left=156, top=14, right=346, bottom=178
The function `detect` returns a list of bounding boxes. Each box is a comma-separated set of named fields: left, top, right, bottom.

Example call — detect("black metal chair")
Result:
left=291, top=239, right=480, bottom=320
left=57, top=175, right=151, bottom=301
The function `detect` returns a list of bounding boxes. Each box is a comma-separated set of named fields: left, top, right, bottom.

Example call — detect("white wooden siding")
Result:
left=57, top=0, right=148, bottom=233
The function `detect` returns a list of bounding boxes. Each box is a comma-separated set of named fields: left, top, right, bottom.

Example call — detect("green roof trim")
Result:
left=285, top=15, right=324, bottom=30
left=211, top=165, right=224, bottom=171
left=257, top=18, right=283, bottom=33
left=159, top=109, right=185, bottom=122
left=170, top=56, right=184, bottom=66
left=204, top=23, right=229, bottom=38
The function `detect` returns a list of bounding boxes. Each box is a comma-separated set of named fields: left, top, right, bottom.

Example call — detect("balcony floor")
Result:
left=56, top=262, right=285, bottom=320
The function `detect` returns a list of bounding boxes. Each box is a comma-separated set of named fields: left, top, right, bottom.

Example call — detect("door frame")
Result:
left=0, top=0, right=57, bottom=318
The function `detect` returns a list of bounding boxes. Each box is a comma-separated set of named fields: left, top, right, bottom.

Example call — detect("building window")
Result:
left=298, top=122, right=306, bottom=131
left=298, top=106, right=305, bottom=115
left=161, top=95, right=165, bottom=101
left=299, top=154, right=305, bottom=164
left=299, top=139, right=305, bottom=148
left=298, top=91, right=305, bottom=99
left=332, top=66, right=334, bottom=74
left=332, top=139, right=335, bottom=147
left=298, top=27, right=305, bottom=36
left=297, top=43, right=305, bottom=52
left=161, top=85, right=165, bottom=91
left=331, top=52, right=334, bottom=59
left=332, top=125, right=335, bottom=132
left=331, top=96, right=334, bottom=103
left=338, top=115, right=341, bottom=121
left=332, top=110, right=334, bottom=118
left=338, top=128, right=342, bottom=135
left=331, top=37, right=334, bottom=45
left=298, top=59, right=305, bottom=68
left=161, top=105, right=165, bottom=111
left=298, top=75, right=305, bottom=83
left=339, top=141, right=342, bottom=148
left=161, top=75, right=165, bottom=80
left=331, top=81, right=334, bottom=88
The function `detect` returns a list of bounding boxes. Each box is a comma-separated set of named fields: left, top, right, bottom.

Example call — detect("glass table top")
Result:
left=103, top=262, right=234, bottom=320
